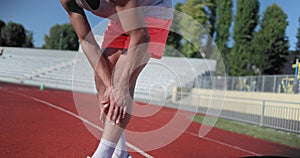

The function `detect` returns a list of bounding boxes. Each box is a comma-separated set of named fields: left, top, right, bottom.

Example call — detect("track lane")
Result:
left=1, top=82, right=299, bottom=157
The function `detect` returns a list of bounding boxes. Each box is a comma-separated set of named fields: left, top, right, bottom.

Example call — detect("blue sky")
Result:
left=0, top=0, right=299, bottom=50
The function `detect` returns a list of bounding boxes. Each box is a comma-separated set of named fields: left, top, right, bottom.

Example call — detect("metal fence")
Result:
left=172, top=92, right=300, bottom=133
left=197, top=75, right=300, bottom=94
left=220, top=98, right=300, bottom=133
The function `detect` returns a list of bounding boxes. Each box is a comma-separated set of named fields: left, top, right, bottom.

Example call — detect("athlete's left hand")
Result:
left=94, top=72, right=111, bottom=123
left=107, top=86, right=133, bottom=125
left=99, top=87, right=111, bottom=123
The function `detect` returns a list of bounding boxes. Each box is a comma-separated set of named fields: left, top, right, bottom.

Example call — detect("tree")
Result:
left=214, top=0, right=232, bottom=75
left=0, top=20, right=34, bottom=47
left=0, top=19, right=5, bottom=46
left=253, top=4, right=289, bottom=75
left=296, top=17, right=300, bottom=53
left=180, top=0, right=208, bottom=58
left=0, top=20, right=5, bottom=29
left=24, top=30, right=34, bottom=48
left=181, top=0, right=207, bottom=25
left=203, top=0, right=217, bottom=58
left=205, top=0, right=217, bottom=38
left=165, top=3, right=183, bottom=57
left=43, top=23, right=79, bottom=50
left=1, top=22, right=26, bottom=47
left=229, top=0, right=259, bottom=76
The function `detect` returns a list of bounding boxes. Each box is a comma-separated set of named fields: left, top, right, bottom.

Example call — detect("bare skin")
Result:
left=60, top=0, right=150, bottom=143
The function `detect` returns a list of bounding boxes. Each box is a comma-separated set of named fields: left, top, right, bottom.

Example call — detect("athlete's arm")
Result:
left=113, top=0, right=150, bottom=86
left=59, top=0, right=112, bottom=88
left=107, top=0, right=151, bottom=124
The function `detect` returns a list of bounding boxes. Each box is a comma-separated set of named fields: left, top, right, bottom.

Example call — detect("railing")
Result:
left=197, top=75, right=300, bottom=94
left=171, top=92, right=300, bottom=133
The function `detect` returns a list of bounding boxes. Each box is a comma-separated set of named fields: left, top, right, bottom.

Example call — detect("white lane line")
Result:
left=200, top=135, right=262, bottom=156
left=5, top=90, right=153, bottom=158
left=137, top=114, right=262, bottom=156
left=191, top=132, right=262, bottom=156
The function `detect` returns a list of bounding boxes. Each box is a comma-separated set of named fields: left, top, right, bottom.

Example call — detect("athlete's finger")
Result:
left=101, top=92, right=110, bottom=104
left=103, top=103, right=110, bottom=109
left=112, top=105, right=119, bottom=123
left=99, top=108, right=105, bottom=123
left=101, top=99, right=109, bottom=105
left=122, top=106, right=127, bottom=119
left=116, top=108, right=122, bottom=124
left=99, top=108, right=103, bottom=121
left=107, top=101, right=115, bottom=121
left=101, top=97, right=110, bottom=108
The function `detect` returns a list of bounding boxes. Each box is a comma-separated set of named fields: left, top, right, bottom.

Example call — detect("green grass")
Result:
left=193, top=115, right=300, bottom=149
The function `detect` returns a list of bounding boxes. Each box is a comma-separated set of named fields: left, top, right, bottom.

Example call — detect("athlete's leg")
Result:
left=92, top=48, right=148, bottom=158
left=92, top=48, right=124, bottom=158
left=112, top=132, right=127, bottom=158
left=92, top=48, right=147, bottom=158
left=110, top=63, right=146, bottom=158
left=99, top=54, right=150, bottom=158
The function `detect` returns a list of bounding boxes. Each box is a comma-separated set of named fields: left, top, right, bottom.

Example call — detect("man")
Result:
left=60, top=0, right=172, bottom=157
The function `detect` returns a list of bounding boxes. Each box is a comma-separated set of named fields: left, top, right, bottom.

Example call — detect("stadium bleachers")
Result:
left=0, top=47, right=79, bottom=90
left=2, top=47, right=300, bottom=134
left=0, top=46, right=216, bottom=101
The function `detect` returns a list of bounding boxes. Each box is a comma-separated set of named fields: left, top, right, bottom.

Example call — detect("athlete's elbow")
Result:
left=60, top=0, right=81, bottom=14
left=60, top=0, right=71, bottom=11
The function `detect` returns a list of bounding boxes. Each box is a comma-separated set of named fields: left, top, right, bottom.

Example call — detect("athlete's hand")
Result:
left=99, top=87, right=112, bottom=122
left=94, top=73, right=110, bottom=123
left=107, top=87, right=133, bottom=125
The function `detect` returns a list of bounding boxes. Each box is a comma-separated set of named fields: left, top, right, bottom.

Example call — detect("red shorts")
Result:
left=101, top=17, right=172, bottom=59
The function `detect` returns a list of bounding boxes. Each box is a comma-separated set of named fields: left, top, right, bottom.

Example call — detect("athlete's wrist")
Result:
left=113, top=81, right=129, bottom=90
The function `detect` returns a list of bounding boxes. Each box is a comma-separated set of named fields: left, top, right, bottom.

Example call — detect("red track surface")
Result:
left=1, top=82, right=299, bottom=157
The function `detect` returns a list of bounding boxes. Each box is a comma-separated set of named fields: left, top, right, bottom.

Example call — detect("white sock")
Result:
left=112, top=133, right=128, bottom=158
left=92, top=138, right=117, bottom=158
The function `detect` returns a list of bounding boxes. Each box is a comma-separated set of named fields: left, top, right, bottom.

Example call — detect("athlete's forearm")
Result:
left=112, top=0, right=150, bottom=88
left=80, top=37, right=112, bottom=88
left=112, top=30, right=150, bottom=88
left=60, top=0, right=112, bottom=88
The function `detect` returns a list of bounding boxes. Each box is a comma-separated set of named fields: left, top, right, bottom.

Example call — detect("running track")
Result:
left=1, top=82, right=299, bottom=157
